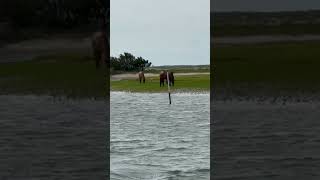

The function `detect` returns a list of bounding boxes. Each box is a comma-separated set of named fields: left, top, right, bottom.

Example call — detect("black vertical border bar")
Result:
left=210, top=1, right=214, bottom=178
left=106, top=0, right=110, bottom=178
left=99, top=0, right=110, bottom=178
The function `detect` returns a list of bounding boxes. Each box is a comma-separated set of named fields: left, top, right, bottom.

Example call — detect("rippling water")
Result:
left=0, top=95, right=107, bottom=179
left=213, top=99, right=320, bottom=179
left=111, top=92, right=210, bottom=180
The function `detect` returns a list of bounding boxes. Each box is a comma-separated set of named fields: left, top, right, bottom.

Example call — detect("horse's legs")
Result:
left=143, top=78, right=145, bottom=83
left=140, top=78, right=141, bottom=84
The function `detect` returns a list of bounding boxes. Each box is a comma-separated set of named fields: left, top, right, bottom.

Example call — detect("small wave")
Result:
left=152, top=146, right=188, bottom=152
left=173, top=91, right=210, bottom=96
left=166, top=168, right=210, bottom=178
left=111, top=91, right=209, bottom=96
left=169, top=168, right=210, bottom=174
left=131, top=163, right=168, bottom=168
left=213, top=92, right=320, bottom=104
left=111, top=171, right=141, bottom=180
left=111, top=139, right=146, bottom=143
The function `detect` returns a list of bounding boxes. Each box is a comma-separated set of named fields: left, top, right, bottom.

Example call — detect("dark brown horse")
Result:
left=168, top=71, right=174, bottom=86
left=160, top=71, right=166, bottom=87
left=92, top=32, right=107, bottom=69
left=160, top=71, right=174, bottom=87
left=138, top=71, right=145, bottom=84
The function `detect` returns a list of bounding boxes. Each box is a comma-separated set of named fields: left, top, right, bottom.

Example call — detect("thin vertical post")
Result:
left=167, top=71, right=171, bottom=104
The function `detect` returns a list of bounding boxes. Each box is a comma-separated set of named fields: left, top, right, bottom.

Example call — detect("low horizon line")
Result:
left=211, top=9, right=320, bottom=13
left=150, top=64, right=210, bottom=67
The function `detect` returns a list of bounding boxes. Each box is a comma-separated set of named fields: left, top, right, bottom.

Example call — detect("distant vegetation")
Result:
left=212, top=10, right=320, bottom=36
left=145, top=65, right=210, bottom=74
left=0, top=0, right=107, bottom=45
left=110, top=52, right=152, bottom=72
left=110, top=63, right=210, bottom=75
left=0, top=0, right=106, bottom=28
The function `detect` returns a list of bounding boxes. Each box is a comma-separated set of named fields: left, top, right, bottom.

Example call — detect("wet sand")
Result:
left=0, top=95, right=108, bottom=179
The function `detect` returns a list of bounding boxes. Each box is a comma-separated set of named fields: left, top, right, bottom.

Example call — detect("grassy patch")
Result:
left=111, top=74, right=210, bottom=92
left=0, top=54, right=108, bottom=98
left=213, top=42, right=320, bottom=91
left=213, top=24, right=320, bottom=37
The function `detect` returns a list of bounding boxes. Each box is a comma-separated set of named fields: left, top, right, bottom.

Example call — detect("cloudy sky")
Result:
left=212, top=0, right=320, bottom=12
left=111, top=0, right=210, bottom=66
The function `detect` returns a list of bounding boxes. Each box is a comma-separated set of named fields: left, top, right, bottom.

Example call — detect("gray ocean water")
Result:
left=213, top=99, right=320, bottom=179
left=110, top=92, right=210, bottom=180
left=0, top=95, right=107, bottom=179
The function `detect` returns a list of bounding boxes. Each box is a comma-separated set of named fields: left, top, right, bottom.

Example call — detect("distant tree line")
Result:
left=111, top=52, right=152, bottom=71
left=0, top=0, right=107, bottom=28
left=212, top=10, right=320, bottom=26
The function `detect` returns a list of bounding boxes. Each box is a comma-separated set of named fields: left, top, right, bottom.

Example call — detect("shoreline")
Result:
left=111, top=89, right=210, bottom=94
left=213, top=86, right=320, bottom=103
left=0, top=92, right=108, bottom=100
left=1, top=87, right=319, bottom=103
left=111, top=72, right=210, bottom=81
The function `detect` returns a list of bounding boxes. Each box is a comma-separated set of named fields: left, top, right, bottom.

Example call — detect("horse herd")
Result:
left=91, top=32, right=175, bottom=87
left=138, top=71, right=175, bottom=87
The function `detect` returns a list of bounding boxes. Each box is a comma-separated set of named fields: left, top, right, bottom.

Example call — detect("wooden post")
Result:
left=167, top=71, right=171, bottom=104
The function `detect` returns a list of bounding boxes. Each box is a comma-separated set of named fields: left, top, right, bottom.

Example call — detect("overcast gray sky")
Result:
left=111, top=0, right=210, bottom=66
left=212, top=0, right=320, bottom=12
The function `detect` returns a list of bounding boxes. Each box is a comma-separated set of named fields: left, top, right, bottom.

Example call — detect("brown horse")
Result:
left=92, top=31, right=108, bottom=69
left=168, top=71, right=174, bottom=86
left=160, top=71, right=174, bottom=87
left=160, top=71, right=166, bottom=87
left=138, top=71, right=145, bottom=84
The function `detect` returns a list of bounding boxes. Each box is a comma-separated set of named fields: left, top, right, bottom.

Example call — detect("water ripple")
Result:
left=111, top=92, right=210, bottom=179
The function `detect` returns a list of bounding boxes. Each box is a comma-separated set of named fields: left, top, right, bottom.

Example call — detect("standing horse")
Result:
left=138, top=71, right=145, bottom=84
left=168, top=72, right=174, bottom=86
left=160, top=71, right=174, bottom=87
left=92, top=32, right=108, bottom=69
left=160, top=71, right=166, bottom=87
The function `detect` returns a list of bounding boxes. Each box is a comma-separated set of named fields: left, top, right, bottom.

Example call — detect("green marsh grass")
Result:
left=111, top=74, right=210, bottom=93
left=0, top=54, right=107, bottom=98
left=213, top=42, right=320, bottom=91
